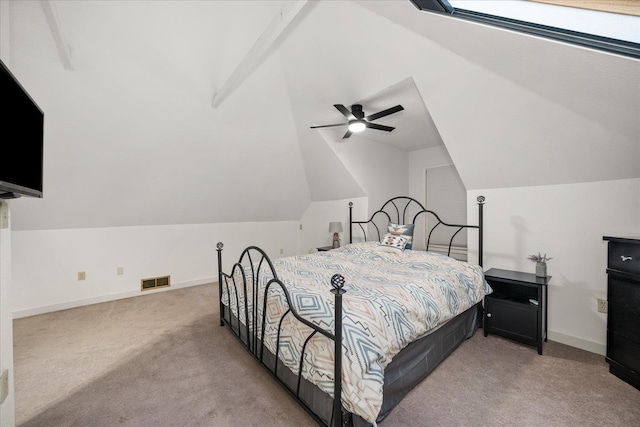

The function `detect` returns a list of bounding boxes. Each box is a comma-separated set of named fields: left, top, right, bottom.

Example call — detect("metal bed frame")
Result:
left=216, top=196, right=485, bottom=427
left=349, top=196, right=484, bottom=265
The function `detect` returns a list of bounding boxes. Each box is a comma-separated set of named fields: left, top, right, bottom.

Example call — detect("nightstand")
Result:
left=483, top=268, right=550, bottom=355
left=317, top=246, right=333, bottom=252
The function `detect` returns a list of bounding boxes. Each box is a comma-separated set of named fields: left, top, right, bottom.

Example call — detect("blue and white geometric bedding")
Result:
left=223, top=242, right=491, bottom=424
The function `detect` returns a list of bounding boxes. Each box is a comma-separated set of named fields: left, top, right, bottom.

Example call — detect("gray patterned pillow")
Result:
left=387, top=222, right=414, bottom=249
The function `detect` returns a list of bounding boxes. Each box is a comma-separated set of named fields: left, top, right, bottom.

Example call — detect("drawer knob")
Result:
left=487, top=313, right=492, bottom=318
left=621, top=255, right=633, bottom=262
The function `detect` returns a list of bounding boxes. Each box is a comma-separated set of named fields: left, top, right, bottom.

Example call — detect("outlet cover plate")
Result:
left=597, top=298, right=608, bottom=313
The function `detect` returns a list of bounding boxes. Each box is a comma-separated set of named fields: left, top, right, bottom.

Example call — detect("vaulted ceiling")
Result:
left=4, top=0, right=639, bottom=231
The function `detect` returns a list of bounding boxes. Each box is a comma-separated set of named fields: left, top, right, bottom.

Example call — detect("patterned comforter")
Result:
left=222, top=242, right=491, bottom=424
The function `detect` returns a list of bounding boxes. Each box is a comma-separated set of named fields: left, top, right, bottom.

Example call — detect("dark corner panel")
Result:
left=603, top=236, right=640, bottom=391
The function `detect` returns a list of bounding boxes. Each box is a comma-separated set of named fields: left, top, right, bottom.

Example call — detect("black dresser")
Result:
left=603, top=236, right=640, bottom=390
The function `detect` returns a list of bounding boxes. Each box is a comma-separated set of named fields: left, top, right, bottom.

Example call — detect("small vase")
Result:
left=536, top=261, right=547, bottom=278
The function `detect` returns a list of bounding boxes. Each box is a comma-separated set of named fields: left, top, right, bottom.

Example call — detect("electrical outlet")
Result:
left=78, top=271, right=86, bottom=281
left=597, top=298, right=608, bottom=313
left=117, top=266, right=124, bottom=275
left=0, top=369, right=8, bottom=404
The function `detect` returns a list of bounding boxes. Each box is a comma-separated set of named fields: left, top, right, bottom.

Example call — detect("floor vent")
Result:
left=141, top=275, right=170, bottom=291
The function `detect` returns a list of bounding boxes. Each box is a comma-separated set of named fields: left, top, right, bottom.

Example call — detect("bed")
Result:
left=216, top=196, right=489, bottom=426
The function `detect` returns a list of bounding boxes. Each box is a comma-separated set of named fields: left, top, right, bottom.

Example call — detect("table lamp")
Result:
left=329, top=222, right=343, bottom=249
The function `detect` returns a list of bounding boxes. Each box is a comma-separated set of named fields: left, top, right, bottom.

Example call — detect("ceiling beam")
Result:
left=40, top=0, right=73, bottom=70
left=211, top=0, right=308, bottom=108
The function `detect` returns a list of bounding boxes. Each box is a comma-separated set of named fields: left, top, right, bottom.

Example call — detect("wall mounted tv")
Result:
left=0, top=59, right=44, bottom=198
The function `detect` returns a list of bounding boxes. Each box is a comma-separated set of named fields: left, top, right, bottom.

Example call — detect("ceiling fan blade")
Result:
left=342, top=129, right=353, bottom=139
left=365, top=105, right=404, bottom=122
left=310, top=123, right=346, bottom=129
left=334, top=104, right=355, bottom=120
left=366, top=122, right=395, bottom=132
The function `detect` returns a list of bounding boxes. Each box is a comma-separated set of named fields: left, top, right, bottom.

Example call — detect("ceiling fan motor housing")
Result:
left=351, top=104, right=365, bottom=119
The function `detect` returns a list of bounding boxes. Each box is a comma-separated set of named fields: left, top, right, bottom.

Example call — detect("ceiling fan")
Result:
left=310, top=103, right=404, bottom=139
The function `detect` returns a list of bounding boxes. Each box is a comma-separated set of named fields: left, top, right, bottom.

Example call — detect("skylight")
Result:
left=410, top=0, right=640, bottom=58
left=449, top=0, right=640, bottom=44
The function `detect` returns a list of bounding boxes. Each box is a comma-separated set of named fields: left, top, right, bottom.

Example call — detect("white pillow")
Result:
left=378, top=233, right=408, bottom=253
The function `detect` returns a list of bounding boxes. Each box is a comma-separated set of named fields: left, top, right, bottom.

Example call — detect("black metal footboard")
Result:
left=216, top=242, right=345, bottom=427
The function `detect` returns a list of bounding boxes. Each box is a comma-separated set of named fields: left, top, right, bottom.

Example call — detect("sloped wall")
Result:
left=7, top=0, right=312, bottom=231
left=357, top=1, right=640, bottom=191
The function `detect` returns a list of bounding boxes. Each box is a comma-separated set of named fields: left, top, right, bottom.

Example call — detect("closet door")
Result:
left=425, top=165, right=467, bottom=257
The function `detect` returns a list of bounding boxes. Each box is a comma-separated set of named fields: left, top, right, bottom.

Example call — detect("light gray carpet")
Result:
left=13, top=283, right=640, bottom=426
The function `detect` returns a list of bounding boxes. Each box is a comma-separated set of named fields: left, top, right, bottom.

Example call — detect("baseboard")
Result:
left=548, top=330, right=606, bottom=356
left=12, top=277, right=215, bottom=319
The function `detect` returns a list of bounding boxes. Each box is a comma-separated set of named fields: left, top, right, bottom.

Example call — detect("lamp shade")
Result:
left=328, top=222, right=343, bottom=233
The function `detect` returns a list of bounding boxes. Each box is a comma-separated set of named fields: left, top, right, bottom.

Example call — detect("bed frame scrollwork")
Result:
left=216, top=243, right=346, bottom=427
left=349, top=195, right=485, bottom=266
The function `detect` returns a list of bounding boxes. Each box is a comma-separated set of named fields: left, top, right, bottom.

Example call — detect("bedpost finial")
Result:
left=477, top=195, right=485, bottom=204
left=216, top=242, right=224, bottom=250
left=330, top=274, right=346, bottom=295
left=349, top=202, right=353, bottom=207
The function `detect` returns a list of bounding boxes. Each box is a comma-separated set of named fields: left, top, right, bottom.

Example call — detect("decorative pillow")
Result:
left=378, top=233, right=408, bottom=253
left=387, top=222, right=414, bottom=249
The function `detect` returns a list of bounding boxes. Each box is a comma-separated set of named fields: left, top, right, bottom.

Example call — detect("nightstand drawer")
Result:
left=485, top=296, right=538, bottom=345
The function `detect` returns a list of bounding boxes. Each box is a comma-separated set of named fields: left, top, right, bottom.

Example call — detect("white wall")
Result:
left=468, top=178, right=640, bottom=354
left=0, top=203, right=15, bottom=427
left=299, top=197, right=368, bottom=254
left=331, top=139, right=409, bottom=216
left=1, top=1, right=16, bottom=423
left=11, top=221, right=299, bottom=318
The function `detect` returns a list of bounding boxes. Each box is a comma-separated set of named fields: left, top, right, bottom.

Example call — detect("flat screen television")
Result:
left=0, top=59, right=44, bottom=198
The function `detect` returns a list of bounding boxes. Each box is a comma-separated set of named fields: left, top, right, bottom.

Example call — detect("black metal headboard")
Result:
left=349, top=196, right=485, bottom=266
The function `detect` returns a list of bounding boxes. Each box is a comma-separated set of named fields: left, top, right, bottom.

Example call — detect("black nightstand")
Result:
left=483, top=268, right=550, bottom=355
left=317, top=246, right=333, bottom=252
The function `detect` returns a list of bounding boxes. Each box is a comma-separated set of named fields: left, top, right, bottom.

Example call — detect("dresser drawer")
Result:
left=608, top=241, right=640, bottom=275
left=608, top=273, right=640, bottom=348
left=608, top=304, right=640, bottom=343
left=607, top=331, right=640, bottom=376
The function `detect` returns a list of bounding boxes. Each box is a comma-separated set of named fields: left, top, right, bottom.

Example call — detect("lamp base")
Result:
left=332, top=233, right=341, bottom=249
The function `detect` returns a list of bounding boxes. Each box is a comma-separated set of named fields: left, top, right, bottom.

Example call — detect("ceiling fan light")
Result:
left=348, top=120, right=366, bottom=133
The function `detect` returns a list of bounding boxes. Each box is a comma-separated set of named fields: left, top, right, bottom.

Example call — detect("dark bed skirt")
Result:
left=222, top=302, right=482, bottom=426
left=353, top=302, right=482, bottom=427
